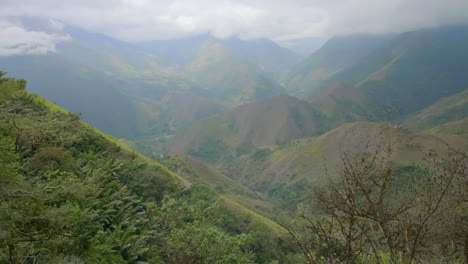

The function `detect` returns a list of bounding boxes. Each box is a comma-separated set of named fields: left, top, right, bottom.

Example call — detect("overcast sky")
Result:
left=1, top=0, right=468, bottom=55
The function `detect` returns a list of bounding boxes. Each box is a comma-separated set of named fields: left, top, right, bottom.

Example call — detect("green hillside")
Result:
left=403, top=89, right=468, bottom=132
left=222, top=37, right=299, bottom=80
left=1, top=28, right=293, bottom=142
left=0, top=55, right=142, bottom=138
left=221, top=122, right=468, bottom=207
left=427, top=118, right=468, bottom=135
left=283, top=35, right=392, bottom=97
left=0, top=73, right=295, bottom=263
left=160, top=155, right=278, bottom=216
left=129, top=92, right=226, bottom=153
left=282, top=26, right=468, bottom=132
left=186, top=42, right=285, bottom=107
left=166, top=95, right=329, bottom=163
left=4, top=15, right=468, bottom=264
left=320, top=26, right=468, bottom=119
left=59, top=27, right=195, bottom=100
left=139, top=35, right=298, bottom=81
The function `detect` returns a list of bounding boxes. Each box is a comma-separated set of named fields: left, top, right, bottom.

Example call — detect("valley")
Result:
left=1, top=15, right=467, bottom=263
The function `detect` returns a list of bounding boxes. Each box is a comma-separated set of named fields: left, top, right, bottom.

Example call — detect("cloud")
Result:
left=0, top=20, right=71, bottom=56
left=0, top=0, right=468, bottom=45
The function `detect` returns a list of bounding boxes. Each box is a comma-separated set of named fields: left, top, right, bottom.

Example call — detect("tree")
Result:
left=285, top=124, right=468, bottom=263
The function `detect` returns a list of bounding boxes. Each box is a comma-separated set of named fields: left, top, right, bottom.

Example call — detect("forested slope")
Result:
left=0, top=73, right=293, bottom=263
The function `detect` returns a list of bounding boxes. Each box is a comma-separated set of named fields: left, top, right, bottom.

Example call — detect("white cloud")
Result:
left=48, top=19, right=65, bottom=31
left=0, top=20, right=71, bottom=56
left=0, top=0, right=467, bottom=44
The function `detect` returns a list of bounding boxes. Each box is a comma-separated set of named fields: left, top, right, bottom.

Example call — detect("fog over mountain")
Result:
left=1, top=0, right=468, bottom=55
left=1, top=1, right=468, bottom=263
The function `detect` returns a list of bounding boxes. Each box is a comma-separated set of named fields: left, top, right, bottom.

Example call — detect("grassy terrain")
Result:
left=403, top=89, right=468, bottom=132
left=166, top=95, right=330, bottom=164
left=221, top=122, right=468, bottom=208
left=283, top=34, right=393, bottom=97
left=186, top=42, right=285, bottom=107
left=0, top=74, right=295, bottom=263
left=1, top=28, right=290, bottom=143
left=427, top=118, right=468, bottom=135
left=283, top=26, right=468, bottom=133
left=321, top=26, right=468, bottom=121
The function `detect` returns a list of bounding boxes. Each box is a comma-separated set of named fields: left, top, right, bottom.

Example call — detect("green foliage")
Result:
left=428, top=118, right=468, bottom=135
left=403, top=90, right=468, bottom=132
left=251, top=148, right=274, bottom=161
left=0, top=74, right=259, bottom=263
left=186, top=42, right=284, bottom=107
left=258, top=179, right=311, bottom=208
left=146, top=189, right=255, bottom=263
left=284, top=34, right=392, bottom=97
left=284, top=134, right=468, bottom=264
left=169, top=95, right=330, bottom=165
left=188, top=136, right=233, bottom=163
left=333, top=26, right=468, bottom=120
left=0, top=74, right=26, bottom=98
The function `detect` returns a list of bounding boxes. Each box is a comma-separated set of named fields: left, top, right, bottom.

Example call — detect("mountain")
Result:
left=160, top=154, right=278, bottom=214
left=150, top=26, right=468, bottom=168
left=185, top=42, right=285, bottom=107
left=320, top=26, right=468, bottom=119
left=280, top=37, right=327, bottom=59
left=0, top=55, right=141, bottom=138
left=0, top=73, right=291, bottom=263
left=427, top=118, right=468, bottom=135
left=131, top=92, right=226, bottom=149
left=0, top=22, right=201, bottom=139
left=58, top=26, right=197, bottom=101
left=136, top=34, right=297, bottom=106
left=139, top=34, right=298, bottom=80
left=221, top=37, right=299, bottom=80
left=402, top=89, right=468, bottom=132
left=283, top=34, right=393, bottom=97
left=0, top=55, right=209, bottom=140
left=220, top=122, right=468, bottom=207
left=1, top=22, right=294, bottom=141
left=165, top=94, right=329, bottom=163
left=309, top=81, right=374, bottom=126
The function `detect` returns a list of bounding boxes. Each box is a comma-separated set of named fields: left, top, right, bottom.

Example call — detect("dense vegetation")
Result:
left=166, top=95, right=330, bottom=164
left=284, top=34, right=392, bottom=97
left=284, top=127, right=468, bottom=263
left=0, top=73, right=293, bottom=263
left=2, top=22, right=468, bottom=264
left=281, top=26, right=468, bottom=131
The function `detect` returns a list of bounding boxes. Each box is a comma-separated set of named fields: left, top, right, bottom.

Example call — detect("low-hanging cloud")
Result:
left=0, top=0, right=468, bottom=45
left=0, top=20, right=71, bottom=56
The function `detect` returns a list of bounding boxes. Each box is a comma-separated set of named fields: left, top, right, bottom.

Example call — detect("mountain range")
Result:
left=2, top=15, right=468, bottom=263
left=1, top=20, right=468, bottom=247
left=0, top=21, right=297, bottom=140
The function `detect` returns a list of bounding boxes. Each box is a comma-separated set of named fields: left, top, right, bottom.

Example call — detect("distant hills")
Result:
left=329, top=26, right=468, bottom=117
left=428, top=118, right=468, bottom=135
left=220, top=122, right=468, bottom=206
left=163, top=25, right=468, bottom=163
left=160, top=154, right=277, bottom=214
left=155, top=25, right=468, bottom=210
left=403, top=89, right=468, bottom=132
left=283, top=34, right=393, bottom=97
left=166, top=95, right=329, bottom=163
left=185, top=41, right=285, bottom=107
left=0, top=73, right=288, bottom=263
left=0, top=54, right=140, bottom=138
left=0, top=22, right=297, bottom=139
left=2, top=21, right=467, bottom=211
left=2, top=19, right=468, bottom=262
left=138, top=34, right=299, bottom=80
